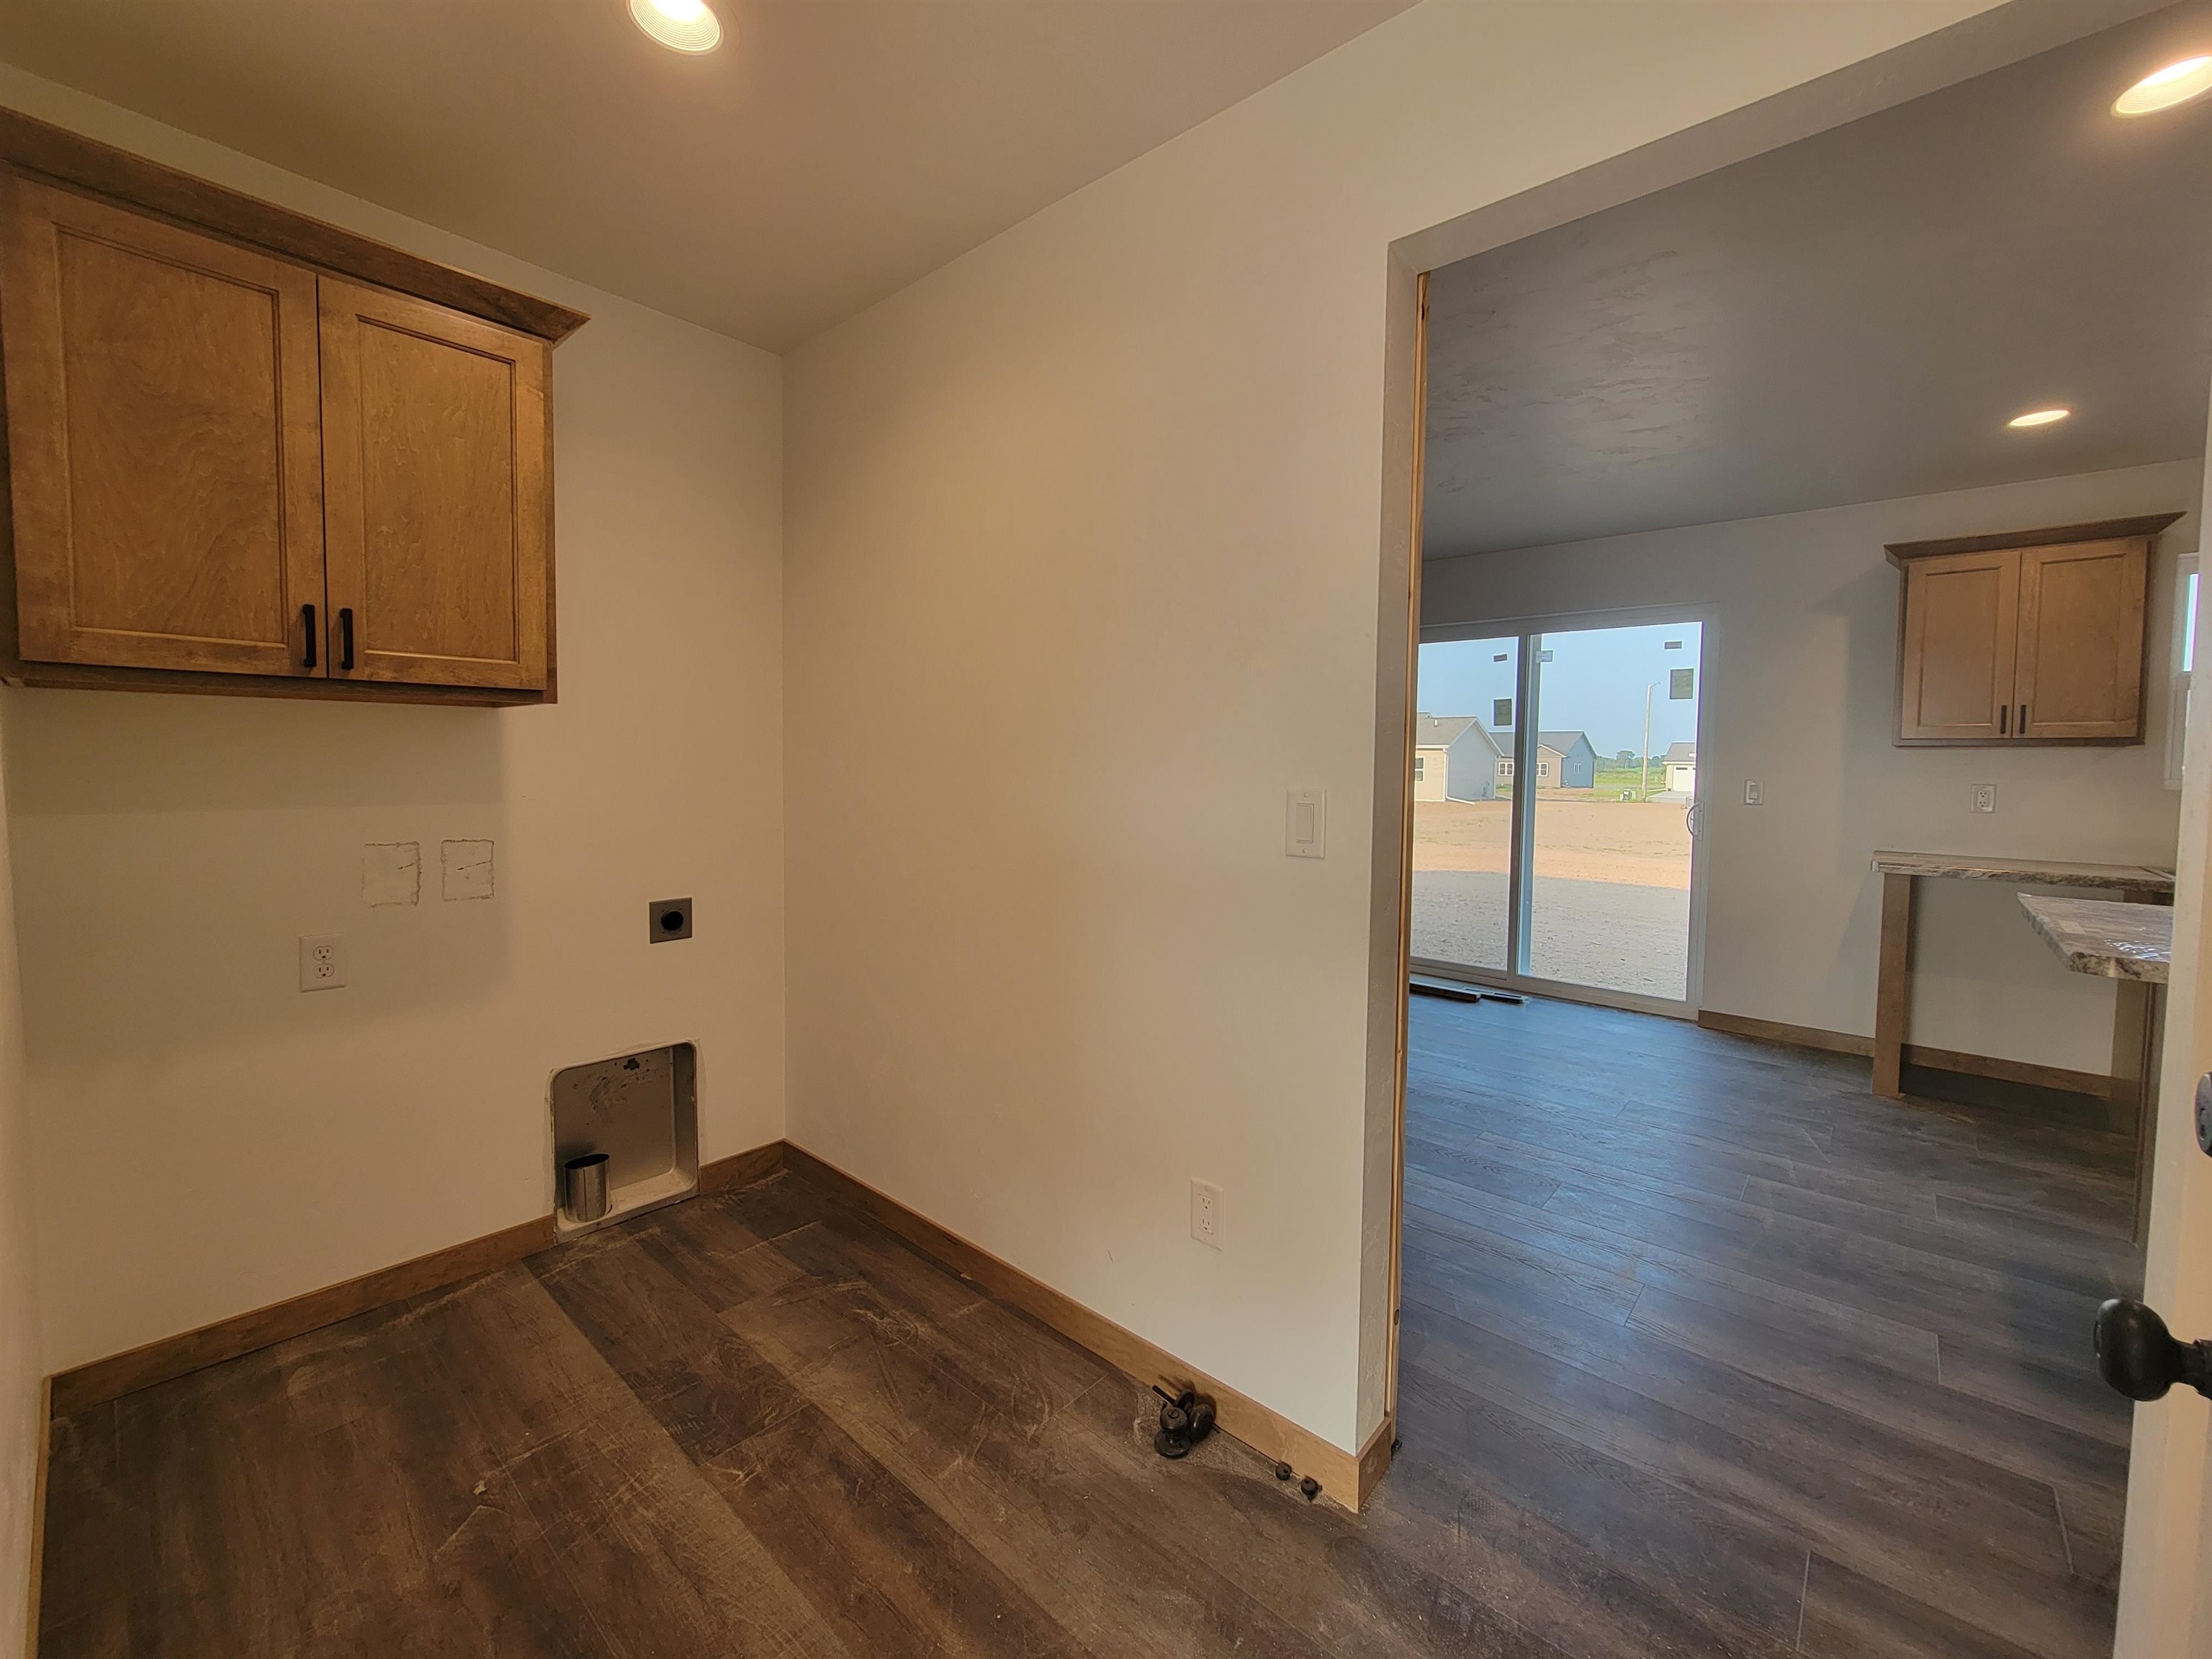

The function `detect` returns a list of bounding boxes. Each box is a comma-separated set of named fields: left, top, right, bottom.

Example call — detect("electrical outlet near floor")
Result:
left=1971, top=784, right=1996, bottom=814
left=1190, top=1178, right=1223, bottom=1249
left=298, top=935, right=346, bottom=992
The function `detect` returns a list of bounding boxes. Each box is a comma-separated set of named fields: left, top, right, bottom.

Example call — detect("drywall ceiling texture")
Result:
left=1421, top=458, right=2200, bottom=1076
left=0, top=0, right=1412, bottom=349
left=0, top=67, right=790, bottom=1373
left=1421, top=2, right=2212, bottom=558
left=0, top=710, right=37, bottom=1659
left=778, top=0, right=2102, bottom=1459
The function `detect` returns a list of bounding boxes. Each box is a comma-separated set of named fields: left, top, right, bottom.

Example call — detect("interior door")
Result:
left=0, top=170, right=324, bottom=676
left=1526, top=621, right=1701, bottom=1002
left=1408, top=636, right=1521, bottom=974
left=318, top=274, right=549, bottom=690
left=1898, top=548, right=2019, bottom=739
left=2113, top=574, right=2212, bottom=1653
left=2016, top=539, right=2146, bottom=739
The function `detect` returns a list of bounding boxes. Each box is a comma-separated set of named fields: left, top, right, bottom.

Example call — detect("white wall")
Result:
left=781, top=0, right=2046, bottom=1457
left=1423, top=460, right=2200, bottom=1074
left=0, top=68, right=788, bottom=1374
left=0, top=707, right=37, bottom=1659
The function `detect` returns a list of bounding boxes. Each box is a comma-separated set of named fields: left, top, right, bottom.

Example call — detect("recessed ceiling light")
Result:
left=2008, top=408, right=2072, bottom=429
left=2113, top=55, right=2212, bottom=117
left=629, top=0, right=722, bottom=54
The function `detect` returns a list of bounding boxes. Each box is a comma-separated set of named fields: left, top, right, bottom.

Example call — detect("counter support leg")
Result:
left=1874, top=873, right=1913, bottom=1100
left=2118, top=978, right=2160, bottom=1241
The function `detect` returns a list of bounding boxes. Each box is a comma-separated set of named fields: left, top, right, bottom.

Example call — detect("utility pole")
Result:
left=1638, top=681, right=1655, bottom=802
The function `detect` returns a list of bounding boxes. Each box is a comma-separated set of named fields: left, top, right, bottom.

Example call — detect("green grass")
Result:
left=1591, top=764, right=1668, bottom=799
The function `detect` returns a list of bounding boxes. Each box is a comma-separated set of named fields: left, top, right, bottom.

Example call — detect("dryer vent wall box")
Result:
left=551, top=1042, right=699, bottom=1237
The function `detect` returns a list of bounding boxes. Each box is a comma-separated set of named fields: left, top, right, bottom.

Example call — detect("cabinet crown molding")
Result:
left=1885, top=512, right=2185, bottom=567
left=0, top=104, right=588, bottom=343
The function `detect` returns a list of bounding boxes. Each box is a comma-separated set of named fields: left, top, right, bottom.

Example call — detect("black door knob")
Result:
left=2095, top=1298, right=2212, bottom=1401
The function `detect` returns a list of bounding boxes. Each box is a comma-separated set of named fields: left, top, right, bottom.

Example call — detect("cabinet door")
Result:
left=0, top=172, right=324, bottom=675
left=318, top=276, right=549, bottom=690
left=1897, top=549, right=2019, bottom=740
left=2015, top=538, right=2146, bottom=740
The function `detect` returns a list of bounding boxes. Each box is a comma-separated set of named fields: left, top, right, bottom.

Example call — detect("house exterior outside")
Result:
left=1413, top=714, right=1503, bottom=802
left=1495, top=729, right=1599, bottom=791
left=1416, top=716, right=1503, bottom=805
left=1664, top=741, right=1696, bottom=795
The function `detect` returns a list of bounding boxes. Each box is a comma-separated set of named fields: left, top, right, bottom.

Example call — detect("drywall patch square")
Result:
left=441, top=839, right=495, bottom=902
left=363, top=842, right=421, bottom=907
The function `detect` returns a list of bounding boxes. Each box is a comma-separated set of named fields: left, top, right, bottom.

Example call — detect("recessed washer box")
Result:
left=550, top=1042, right=698, bottom=1238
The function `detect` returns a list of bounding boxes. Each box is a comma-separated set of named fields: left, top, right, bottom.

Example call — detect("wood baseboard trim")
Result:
left=38, top=1140, right=791, bottom=1417
left=1696, top=1010, right=2124, bottom=1100
left=779, top=1142, right=1375, bottom=1510
left=1697, top=1009, right=1874, bottom=1056
left=1905, top=1043, right=2126, bottom=1104
left=1356, top=1412, right=1395, bottom=1509
left=699, top=1141, right=787, bottom=1195
left=50, top=1213, right=554, bottom=1416
left=23, top=1375, right=48, bottom=1659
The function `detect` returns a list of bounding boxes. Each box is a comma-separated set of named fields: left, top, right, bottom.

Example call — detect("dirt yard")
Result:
left=1413, top=799, right=1692, bottom=889
left=1411, top=799, right=1693, bottom=999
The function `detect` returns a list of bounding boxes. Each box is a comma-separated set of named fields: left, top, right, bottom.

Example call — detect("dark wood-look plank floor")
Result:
left=38, top=996, right=2139, bottom=1658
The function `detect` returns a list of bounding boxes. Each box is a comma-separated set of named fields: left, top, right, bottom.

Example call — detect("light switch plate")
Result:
left=1743, top=781, right=1763, bottom=806
left=1285, top=789, right=1326, bottom=859
left=441, top=839, right=495, bottom=902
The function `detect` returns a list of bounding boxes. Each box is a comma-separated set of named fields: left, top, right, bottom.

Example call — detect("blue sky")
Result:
left=1417, top=621, right=1703, bottom=759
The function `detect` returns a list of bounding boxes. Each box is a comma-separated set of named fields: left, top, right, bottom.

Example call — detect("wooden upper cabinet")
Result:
left=1888, top=515, right=2177, bottom=746
left=1897, top=549, right=2018, bottom=741
left=0, top=110, right=585, bottom=706
left=0, top=173, right=325, bottom=677
left=318, top=279, right=549, bottom=691
left=2015, top=539, right=2146, bottom=739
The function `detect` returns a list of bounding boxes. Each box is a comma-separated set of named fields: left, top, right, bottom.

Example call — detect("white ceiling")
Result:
left=1421, top=3, right=2212, bottom=559
left=0, top=0, right=1411, bottom=351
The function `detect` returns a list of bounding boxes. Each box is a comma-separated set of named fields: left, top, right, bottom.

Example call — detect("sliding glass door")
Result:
left=1413, top=616, right=1705, bottom=1010
left=1409, top=636, right=1520, bottom=972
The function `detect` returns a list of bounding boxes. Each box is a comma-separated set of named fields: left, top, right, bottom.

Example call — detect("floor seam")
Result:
left=1795, top=1549, right=1811, bottom=1649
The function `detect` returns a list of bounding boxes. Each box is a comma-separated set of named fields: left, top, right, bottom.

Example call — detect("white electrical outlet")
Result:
left=1743, top=780, right=1763, bottom=806
left=1190, top=1178, right=1223, bottom=1249
left=298, top=935, right=346, bottom=992
left=1971, top=784, right=1996, bottom=814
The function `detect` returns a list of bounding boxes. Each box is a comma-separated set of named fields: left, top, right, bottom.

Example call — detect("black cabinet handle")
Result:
left=2096, top=1298, right=2212, bottom=1401
left=338, top=607, right=355, bottom=672
left=301, top=603, right=317, bottom=670
left=2000, top=704, right=2007, bottom=735
left=2019, top=703, right=2028, bottom=734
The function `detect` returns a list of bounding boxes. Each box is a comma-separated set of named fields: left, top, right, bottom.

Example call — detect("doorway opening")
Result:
left=1413, top=616, right=1707, bottom=1012
left=1377, top=6, right=2212, bottom=1652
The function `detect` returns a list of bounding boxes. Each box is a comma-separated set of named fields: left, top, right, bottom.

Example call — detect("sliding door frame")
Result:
left=1413, top=603, right=1717, bottom=1019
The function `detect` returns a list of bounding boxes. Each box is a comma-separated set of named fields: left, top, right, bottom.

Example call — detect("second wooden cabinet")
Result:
left=0, top=125, right=580, bottom=706
left=318, top=276, right=549, bottom=691
left=1889, top=515, right=2180, bottom=745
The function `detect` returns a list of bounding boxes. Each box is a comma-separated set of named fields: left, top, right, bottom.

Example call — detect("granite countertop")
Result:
left=1872, top=850, right=2176, bottom=892
left=2018, top=894, right=2173, bottom=983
